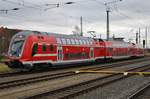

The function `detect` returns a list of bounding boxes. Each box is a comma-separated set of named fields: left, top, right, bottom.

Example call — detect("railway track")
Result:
left=0, top=70, right=56, bottom=78
left=0, top=57, right=148, bottom=78
left=0, top=69, right=49, bottom=78
left=0, top=57, right=149, bottom=90
left=0, top=71, right=21, bottom=77
left=24, top=63, right=150, bottom=99
left=128, top=80, right=150, bottom=99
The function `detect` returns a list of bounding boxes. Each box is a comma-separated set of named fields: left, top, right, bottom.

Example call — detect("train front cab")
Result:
left=6, top=31, right=31, bottom=69
left=6, top=31, right=57, bottom=70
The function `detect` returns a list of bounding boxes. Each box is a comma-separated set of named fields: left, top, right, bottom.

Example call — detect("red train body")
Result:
left=6, top=30, right=144, bottom=70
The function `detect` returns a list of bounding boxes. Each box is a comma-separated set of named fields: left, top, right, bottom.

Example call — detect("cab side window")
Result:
left=32, top=43, right=38, bottom=56
left=49, top=44, right=54, bottom=51
left=42, top=44, right=46, bottom=52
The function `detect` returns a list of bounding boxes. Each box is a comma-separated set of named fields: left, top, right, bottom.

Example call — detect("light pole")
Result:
left=139, top=27, right=141, bottom=44
left=80, top=16, right=83, bottom=36
left=136, top=32, right=138, bottom=44
left=145, top=27, right=148, bottom=48
left=106, top=8, right=110, bottom=41
left=104, top=0, right=123, bottom=41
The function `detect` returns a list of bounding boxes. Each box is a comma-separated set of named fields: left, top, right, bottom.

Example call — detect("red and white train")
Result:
left=6, top=30, right=144, bottom=70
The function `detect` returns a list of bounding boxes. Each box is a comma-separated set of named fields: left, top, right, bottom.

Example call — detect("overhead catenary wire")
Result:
left=94, top=0, right=147, bottom=26
left=1, top=0, right=42, bottom=10
left=0, top=10, right=72, bottom=29
left=0, top=1, right=69, bottom=28
left=0, top=0, right=149, bottom=42
left=94, top=0, right=148, bottom=39
left=114, top=9, right=145, bottom=26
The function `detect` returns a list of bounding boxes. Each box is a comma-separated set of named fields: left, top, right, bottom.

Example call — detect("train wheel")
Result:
left=22, top=64, right=34, bottom=71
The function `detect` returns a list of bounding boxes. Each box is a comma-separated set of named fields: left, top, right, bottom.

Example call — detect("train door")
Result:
left=57, top=45, right=63, bottom=61
left=90, top=47, right=94, bottom=59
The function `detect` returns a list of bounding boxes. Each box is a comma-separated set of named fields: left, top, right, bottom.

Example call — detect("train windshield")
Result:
left=9, top=40, right=24, bottom=57
left=8, top=30, right=34, bottom=57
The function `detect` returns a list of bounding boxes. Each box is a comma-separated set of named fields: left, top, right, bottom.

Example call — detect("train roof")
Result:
left=102, top=40, right=133, bottom=47
left=49, top=33, right=93, bottom=41
left=16, top=30, right=93, bottom=41
left=14, top=30, right=144, bottom=48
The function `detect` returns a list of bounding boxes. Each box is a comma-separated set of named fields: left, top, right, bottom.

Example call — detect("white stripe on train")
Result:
left=22, top=55, right=143, bottom=65
left=22, top=58, right=95, bottom=65
left=34, top=54, right=57, bottom=57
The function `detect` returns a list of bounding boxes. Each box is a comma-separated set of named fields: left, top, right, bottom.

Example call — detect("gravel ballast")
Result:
left=73, top=73, right=150, bottom=99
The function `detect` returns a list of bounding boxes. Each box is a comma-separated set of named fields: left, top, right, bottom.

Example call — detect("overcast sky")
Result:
left=0, top=0, right=150, bottom=44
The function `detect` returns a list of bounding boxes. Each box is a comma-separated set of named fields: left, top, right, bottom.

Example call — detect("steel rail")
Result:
left=0, top=57, right=148, bottom=78
left=24, top=64, right=150, bottom=99
left=128, top=81, right=150, bottom=99
left=0, top=57, right=148, bottom=89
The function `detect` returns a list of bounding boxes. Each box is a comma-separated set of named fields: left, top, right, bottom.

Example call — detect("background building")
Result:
left=0, top=27, right=21, bottom=55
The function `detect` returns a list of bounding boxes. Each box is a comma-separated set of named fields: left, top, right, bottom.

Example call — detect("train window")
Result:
left=61, top=38, right=66, bottom=45
left=42, top=44, right=47, bottom=52
left=89, top=40, right=91, bottom=45
left=56, top=38, right=62, bottom=44
left=83, top=40, right=86, bottom=45
left=49, top=44, right=54, bottom=51
left=85, top=40, right=87, bottom=44
left=75, top=39, right=78, bottom=44
left=88, top=40, right=90, bottom=45
left=82, top=40, right=84, bottom=44
left=86, top=40, right=89, bottom=45
left=85, top=40, right=88, bottom=45
left=32, top=43, right=38, bottom=56
left=89, top=40, right=93, bottom=45
left=81, top=40, right=84, bottom=45
left=75, top=39, right=79, bottom=45
left=79, top=40, right=82, bottom=45
left=88, top=40, right=91, bottom=45
left=78, top=40, right=80, bottom=44
left=66, top=39, right=71, bottom=45
left=81, top=40, right=84, bottom=44
left=78, top=40, right=80, bottom=45
left=82, top=40, right=84, bottom=45
left=84, top=40, right=87, bottom=44
left=74, top=39, right=76, bottom=45
left=71, top=39, right=75, bottom=45
left=89, top=40, right=92, bottom=45
left=70, top=39, right=73, bottom=44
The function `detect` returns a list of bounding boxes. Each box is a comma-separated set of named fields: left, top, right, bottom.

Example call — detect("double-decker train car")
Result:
left=6, top=30, right=144, bottom=70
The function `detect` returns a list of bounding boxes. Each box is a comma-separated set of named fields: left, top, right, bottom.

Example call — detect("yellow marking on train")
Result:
left=75, top=70, right=150, bottom=76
